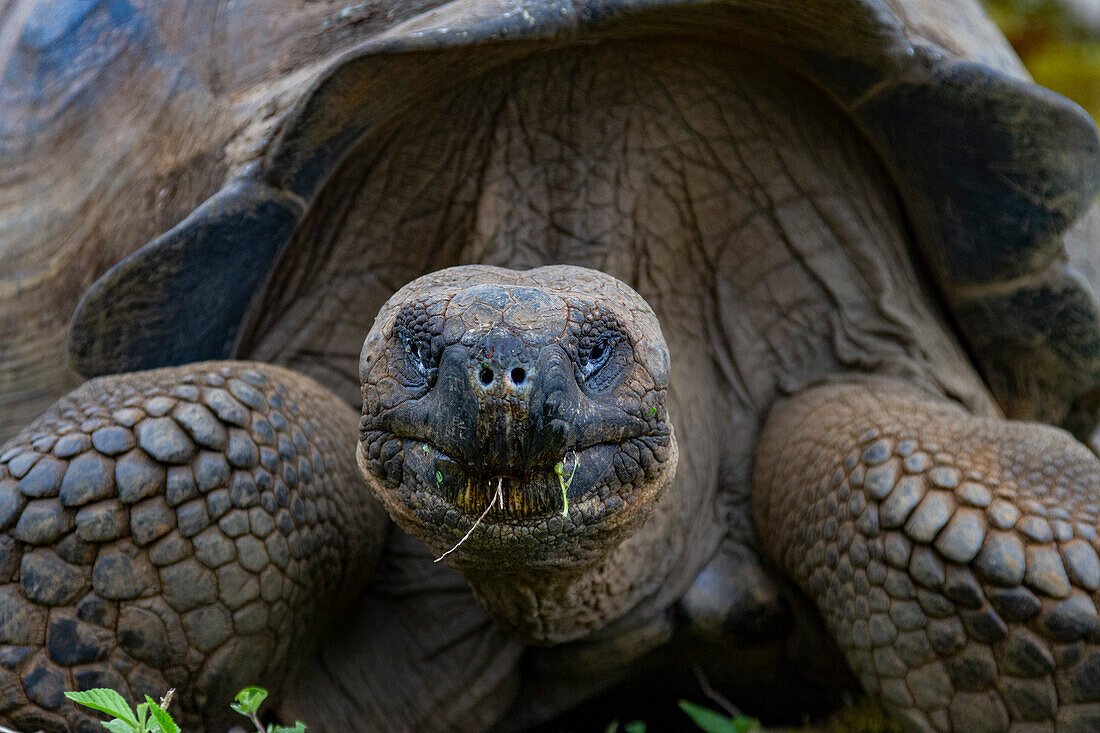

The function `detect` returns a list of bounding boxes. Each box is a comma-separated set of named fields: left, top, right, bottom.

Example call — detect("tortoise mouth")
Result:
left=403, top=438, right=622, bottom=520
left=356, top=425, right=675, bottom=564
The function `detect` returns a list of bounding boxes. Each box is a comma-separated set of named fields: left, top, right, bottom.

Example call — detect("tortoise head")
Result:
left=357, top=265, right=677, bottom=571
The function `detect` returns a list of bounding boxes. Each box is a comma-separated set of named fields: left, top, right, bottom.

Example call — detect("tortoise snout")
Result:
left=469, top=331, right=537, bottom=400
left=465, top=331, right=550, bottom=471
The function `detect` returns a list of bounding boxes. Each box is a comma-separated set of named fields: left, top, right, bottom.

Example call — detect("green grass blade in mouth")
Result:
left=555, top=452, right=578, bottom=517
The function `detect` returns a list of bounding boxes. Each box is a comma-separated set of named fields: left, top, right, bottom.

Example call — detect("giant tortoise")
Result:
left=2, top=0, right=1100, bottom=731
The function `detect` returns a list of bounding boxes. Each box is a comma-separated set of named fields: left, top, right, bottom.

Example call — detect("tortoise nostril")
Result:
left=480, top=367, right=494, bottom=386
left=511, top=367, right=526, bottom=385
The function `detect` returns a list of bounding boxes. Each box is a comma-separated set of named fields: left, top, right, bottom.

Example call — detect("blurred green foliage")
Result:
left=986, top=0, right=1100, bottom=121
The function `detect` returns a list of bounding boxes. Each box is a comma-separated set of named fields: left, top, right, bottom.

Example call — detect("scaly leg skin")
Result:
left=754, top=378, right=1100, bottom=733
left=0, top=362, right=388, bottom=732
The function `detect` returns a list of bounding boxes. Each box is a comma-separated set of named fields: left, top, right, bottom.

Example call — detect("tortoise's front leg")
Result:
left=0, top=362, right=388, bottom=732
left=754, top=379, right=1100, bottom=733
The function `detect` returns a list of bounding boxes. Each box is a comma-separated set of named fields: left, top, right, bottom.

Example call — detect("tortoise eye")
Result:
left=401, top=334, right=436, bottom=380
left=414, top=341, right=432, bottom=367
left=580, top=337, right=616, bottom=381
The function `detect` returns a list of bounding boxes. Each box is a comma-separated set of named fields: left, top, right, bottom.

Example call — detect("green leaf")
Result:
left=145, top=696, right=181, bottom=733
left=677, top=700, right=762, bottom=733
left=624, top=722, right=647, bottom=733
left=231, top=686, right=269, bottom=716
left=104, top=720, right=137, bottom=733
left=65, top=689, right=140, bottom=730
left=135, top=701, right=149, bottom=731
left=268, top=722, right=307, bottom=733
left=604, top=722, right=620, bottom=733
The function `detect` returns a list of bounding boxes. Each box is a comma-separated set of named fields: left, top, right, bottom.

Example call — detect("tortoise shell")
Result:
left=9, top=0, right=1097, bottom=428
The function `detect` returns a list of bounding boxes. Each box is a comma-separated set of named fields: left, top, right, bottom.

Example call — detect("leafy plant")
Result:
left=231, top=686, right=307, bottom=733
left=65, top=685, right=306, bottom=733
left=63, top=688, right=179, bottom=733
left=678, top=700, right=763, bottom=733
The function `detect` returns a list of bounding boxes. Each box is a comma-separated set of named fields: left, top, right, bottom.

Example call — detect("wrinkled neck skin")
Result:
left=458, top=433, right=681, bottom=644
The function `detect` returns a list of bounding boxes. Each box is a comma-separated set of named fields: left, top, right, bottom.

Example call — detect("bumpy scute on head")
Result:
left=0, top=362, right=386, bottom=731
left=361, top=265, right=669, bottom=388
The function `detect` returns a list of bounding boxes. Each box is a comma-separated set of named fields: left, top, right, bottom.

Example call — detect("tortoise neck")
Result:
left=461, top=502, right=685, bottom=644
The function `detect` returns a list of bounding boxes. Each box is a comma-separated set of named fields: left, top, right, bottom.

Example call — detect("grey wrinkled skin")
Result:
left=3, top=0, right=1100, bottom=731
